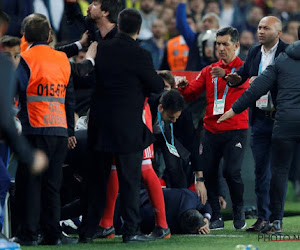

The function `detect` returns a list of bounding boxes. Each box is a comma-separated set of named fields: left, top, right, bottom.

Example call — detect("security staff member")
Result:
left=160, top=34, right=190, bottom=71
left=12, top=16, right=76, bottom=246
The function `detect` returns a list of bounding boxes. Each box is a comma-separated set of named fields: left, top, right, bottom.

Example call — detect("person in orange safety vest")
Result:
left=11, top=16, right=77, bottom=246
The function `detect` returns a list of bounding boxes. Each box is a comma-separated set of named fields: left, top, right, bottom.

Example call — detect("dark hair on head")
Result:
left=179, top=209, right=205, bottom=234
left=159, top=89, right=184, bottom=112
left=298, top=25, right=300, bottom=40
left=118, top=8, right=142, bottom=35
left=21, top=13, right=47, bottom=34
left=0, top=35, right=21, bottom=48
left=0, top=10, right=10, bottom=26
left=24, top=17, right=50, bottom=43
left=158, top=70, right=175, bottom=89
left=217, top=26, right=239, bottom=43
left=96, top=0, right=123, bottom=23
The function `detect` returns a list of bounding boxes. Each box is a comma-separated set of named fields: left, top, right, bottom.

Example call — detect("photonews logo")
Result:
left=258, top=233, right=300, bottom=242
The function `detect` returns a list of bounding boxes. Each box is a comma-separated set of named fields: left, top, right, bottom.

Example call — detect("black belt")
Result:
left=256, top=108, right=275, bottom=120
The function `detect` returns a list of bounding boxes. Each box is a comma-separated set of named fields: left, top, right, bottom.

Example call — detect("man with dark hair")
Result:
left=11, top=16, right=76, bottom=246
left=178, top=27, right=248, bottom=230
left=218, top=25, right=300, bottom=236
left=80, top=8, right=164, bottom=243
left=0, top=12, right=46, bottom=165
left=118, top=8, right=142, bottom=35
left=225, top=16, right=288, bottom=233
left=179, top=210, right=206, bottom=234
left=0, top=35, right=21, bottom=68
left=24, top=18, right=50, bottom=44
left=157, top=70, right=175, bottom=90
left=65, top=0, right=123, bottom=45
left=158, top=89, right=184, bottom=123
left=0, top=11, right=47, bottom=241
left=138, top=188, right=211, bottom=235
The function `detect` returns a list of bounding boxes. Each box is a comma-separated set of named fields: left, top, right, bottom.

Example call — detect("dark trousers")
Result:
left=153, top=136, right=189, bottom=188
left=269, top=136, right=299, bottom=221
left=0, top=142, right=11, bottom=231
left=80, top=150, right=143, bottom=237
left=202, top=129, right=247, bottom=219
left=15, top=135, right=68, bottom=241
left=250, top=116, right=273, bottom=220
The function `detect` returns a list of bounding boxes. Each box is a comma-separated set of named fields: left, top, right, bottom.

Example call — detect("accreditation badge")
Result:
left=213, top=99, right=225, bottom=115
left=166, top=142, right=180, bottom=157
left=256, top=93, right=269, bottom=108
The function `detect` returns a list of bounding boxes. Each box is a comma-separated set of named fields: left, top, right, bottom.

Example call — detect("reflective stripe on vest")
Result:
left=21, top=45, right=71, bottom=128
left=167, top=36, right=189, bottom=71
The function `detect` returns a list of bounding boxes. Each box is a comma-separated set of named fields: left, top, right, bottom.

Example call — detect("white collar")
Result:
left=261, top=40, right=279, bottom=55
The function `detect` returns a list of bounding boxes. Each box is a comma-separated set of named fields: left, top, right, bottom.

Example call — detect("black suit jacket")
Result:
left=228, top=39, right=288, bottom=125
left=88, top=33, right=164, bottom=153
left=149, top=92, right=202, bottom=170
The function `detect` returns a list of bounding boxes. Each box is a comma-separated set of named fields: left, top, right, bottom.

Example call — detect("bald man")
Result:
left=225, top=16, right=288, bottom=232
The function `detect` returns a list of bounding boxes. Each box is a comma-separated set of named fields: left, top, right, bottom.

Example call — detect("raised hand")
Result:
left=225, top=72, right=242, bottom=85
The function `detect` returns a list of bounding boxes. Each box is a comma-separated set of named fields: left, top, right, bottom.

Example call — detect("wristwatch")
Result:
left=195, top=177, right=205, bottom=182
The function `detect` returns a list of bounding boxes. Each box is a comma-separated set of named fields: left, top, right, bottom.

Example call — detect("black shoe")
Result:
left=39, top=234, right=78, bottom=245
left=148, top=226, right=171, bottom=239
left=246, top=219, right=269, bottom=232
left=123, top=234, right=156, bottom=243
left=209, top=218, right=224, bottom=230
left=260, top=220, right=283, bottom=235
left=78, top=235, right=93, bottom=243
left=93, top=226, right=115, bottom=239
left=233, top=206, right=246, bottom=229
left=10, top=236, right=38, bottom=246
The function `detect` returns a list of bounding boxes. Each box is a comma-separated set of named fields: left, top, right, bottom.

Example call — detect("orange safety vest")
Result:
left=167, top=35, right=189, bottom=71
left=20, top=35, right=28, bottom=53
left=21, top=45, right=71, bottom=129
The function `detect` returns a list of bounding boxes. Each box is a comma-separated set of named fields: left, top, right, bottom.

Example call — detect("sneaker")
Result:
left=260, top=220, right=283, bottom=235
left=93, top=226, right=115, bottom=239
left=123, top=234, right=156, bottom=243
left=209, top=218, right=224, bottom=230
left=148, top=226, right=171, bottom=239
left=233, top=206, right=246, bottom=229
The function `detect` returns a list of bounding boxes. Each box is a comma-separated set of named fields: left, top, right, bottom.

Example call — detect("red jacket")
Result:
left=179, top=57, right=249, bottom=134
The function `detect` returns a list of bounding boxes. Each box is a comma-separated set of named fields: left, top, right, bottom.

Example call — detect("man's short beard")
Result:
left=142, top=8, right=153, bottom=14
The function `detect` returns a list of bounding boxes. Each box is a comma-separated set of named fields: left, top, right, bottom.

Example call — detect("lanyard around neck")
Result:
left=258, top=56, right=263, bottom=75
left=157, top=110, right=175, bottom=146
left=214, top=67, right=235, bottom=101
